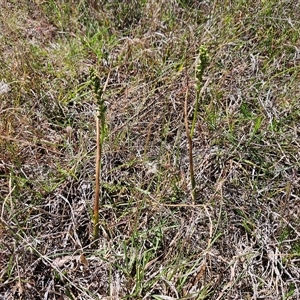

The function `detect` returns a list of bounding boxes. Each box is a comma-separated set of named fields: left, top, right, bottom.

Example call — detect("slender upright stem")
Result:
left=93, top=115, right=101, bottom=240
left=92, top=70, right=110, bottom=242
left=184, top=46, right=208, bottom=204
left=184, top=88, right=196, bottom=203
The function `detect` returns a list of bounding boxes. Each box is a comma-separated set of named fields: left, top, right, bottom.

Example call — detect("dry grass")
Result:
left=1, top=0, right=300, bottom=299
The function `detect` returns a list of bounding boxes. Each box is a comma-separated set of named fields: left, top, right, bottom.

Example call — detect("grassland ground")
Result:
left=1, top=0, right=300, bottom=299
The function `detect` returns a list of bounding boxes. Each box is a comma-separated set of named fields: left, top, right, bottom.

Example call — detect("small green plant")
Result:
left=91, top=70, right=110, bottom=241
left=184, top=45, right=209, bottom=202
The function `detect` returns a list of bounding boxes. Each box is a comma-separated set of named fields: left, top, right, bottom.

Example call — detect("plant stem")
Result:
left=184, top=46, right=209, bottom=203
left=92, top=70, right=110, bottom=241
left=94, top=114, right=101, bottom=240
left=184, top=88, right=196, bottom=203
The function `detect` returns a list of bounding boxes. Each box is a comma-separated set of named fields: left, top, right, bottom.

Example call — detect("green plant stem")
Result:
left=184, top=88, right=196, bottom=203
left=93, top=115, right=101, bottom=240
left=184, top=46, right=209, bottom=203
left=93, top=70, right=110, bottom=241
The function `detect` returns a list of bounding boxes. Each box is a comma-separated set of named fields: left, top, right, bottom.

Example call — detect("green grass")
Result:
left=1, top=0, right=300, bottom=299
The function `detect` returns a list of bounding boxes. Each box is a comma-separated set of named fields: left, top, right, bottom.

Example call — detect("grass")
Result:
left=1, top=0, right=300, bottom=299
